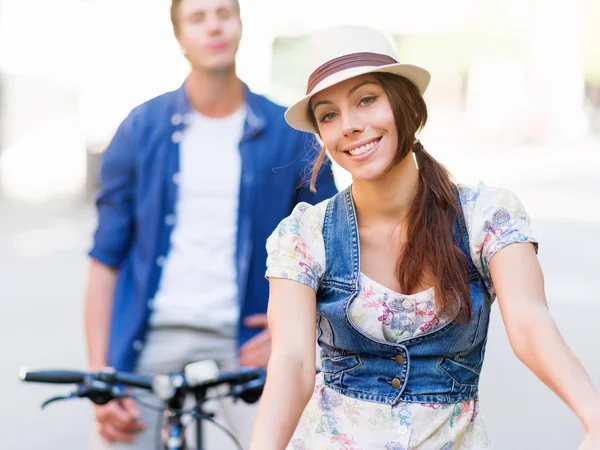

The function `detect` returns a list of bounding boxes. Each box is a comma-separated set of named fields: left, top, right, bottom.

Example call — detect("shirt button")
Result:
left=183, top=113, right=193, bottom=125
left=165, top=214, right=176, bottom=226
left=395, top=354, right=404, bottom=365
left=132, top=340, right=143, bottom=352
left=392, top=378, right=401, bottom=389
left=171, top=113, right=183, bottom=126
left=156, top=256, right=166, bottom=267
left=171, top=130, right=184, bottom=143
left=172, top=172, right=181, bottom=185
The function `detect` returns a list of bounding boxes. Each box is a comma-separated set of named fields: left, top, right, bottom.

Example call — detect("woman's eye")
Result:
left=360, top=96, right=376, bottom=106
left=321, top=112, right=337, bottom=123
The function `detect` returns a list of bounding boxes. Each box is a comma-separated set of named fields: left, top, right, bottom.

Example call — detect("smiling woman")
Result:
left=249, top=25, right=600, bottom=450
left=306, top=72, right=470, bottom=324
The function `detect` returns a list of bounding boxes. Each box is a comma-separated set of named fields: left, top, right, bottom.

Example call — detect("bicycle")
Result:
left=19, top=360, right=266, bottom=450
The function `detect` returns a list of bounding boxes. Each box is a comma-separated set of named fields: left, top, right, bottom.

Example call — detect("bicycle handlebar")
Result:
left=19, top=367, right=155, bottom=389
left=19, top=362, right=266, bottom=402
left=21, top=362, right=267, bottom=450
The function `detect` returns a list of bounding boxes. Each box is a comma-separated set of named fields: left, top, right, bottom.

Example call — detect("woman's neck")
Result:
left=351, top=154, right=419, bottom=227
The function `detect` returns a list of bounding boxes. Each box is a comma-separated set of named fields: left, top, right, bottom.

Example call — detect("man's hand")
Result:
left=95, top=397, right=145, bottom=443
left=239, top=314, right=272, bottom=368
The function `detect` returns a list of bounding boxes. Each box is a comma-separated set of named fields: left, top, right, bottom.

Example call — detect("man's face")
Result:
left=175, top=0, right=242, bottom=73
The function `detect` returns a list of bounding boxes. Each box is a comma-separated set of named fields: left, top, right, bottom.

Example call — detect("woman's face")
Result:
left=311, top=74, right=399, bottom=182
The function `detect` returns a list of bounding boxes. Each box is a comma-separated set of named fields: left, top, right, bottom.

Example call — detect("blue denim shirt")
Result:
left=318, top=187, right=491, bottom=404
left=89, top=82, right=337, bottom=371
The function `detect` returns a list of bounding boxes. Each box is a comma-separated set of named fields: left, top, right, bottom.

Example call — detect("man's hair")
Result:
left=170, top=0, right=240, bottom=34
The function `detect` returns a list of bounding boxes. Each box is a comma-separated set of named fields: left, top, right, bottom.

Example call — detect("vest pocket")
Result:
left=438, top=357, right=480, bottom=386
left=321, top=354, right=362, bottom=380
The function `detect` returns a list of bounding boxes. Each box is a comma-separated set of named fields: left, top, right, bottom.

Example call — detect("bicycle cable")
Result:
left=189, top=411, right=243, bottom=450
left=131, top=395, right=243, bottom=450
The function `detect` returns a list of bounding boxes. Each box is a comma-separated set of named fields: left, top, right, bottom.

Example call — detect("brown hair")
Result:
left=308, top=72, right=471, bottom=322
left=170, top=0, right=240, bottom=34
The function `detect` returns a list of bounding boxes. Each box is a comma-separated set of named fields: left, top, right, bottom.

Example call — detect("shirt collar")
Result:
left=171, top=80, right=267, bottom=139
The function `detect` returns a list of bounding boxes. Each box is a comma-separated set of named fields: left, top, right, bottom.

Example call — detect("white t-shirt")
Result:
left=150, top=106, right=247, bottom=334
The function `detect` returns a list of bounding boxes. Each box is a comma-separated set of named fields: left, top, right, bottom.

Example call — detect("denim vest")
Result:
left=317, top=187, right=492, bottom=405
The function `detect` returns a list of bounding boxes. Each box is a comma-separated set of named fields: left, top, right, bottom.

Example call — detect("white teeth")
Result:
left=348, top=140, right=377, bottom=156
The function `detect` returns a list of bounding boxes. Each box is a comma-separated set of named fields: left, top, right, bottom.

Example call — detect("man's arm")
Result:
left=239, top=132, right=335, bottom=368
left=86, top=112, right=137, bottom=367
left=84, top=113, right=143, bottom=443
left=84, top=260, right=118, bottom=370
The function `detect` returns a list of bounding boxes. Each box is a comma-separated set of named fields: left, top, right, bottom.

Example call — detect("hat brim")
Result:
left=284, top=63, right=431, bottom=133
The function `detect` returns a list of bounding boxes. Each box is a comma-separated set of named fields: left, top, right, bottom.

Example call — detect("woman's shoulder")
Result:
left=267, top=197, right=331, bottom=254
left=284, top=197, right=331, bottom=231
left=457, top=181, right=526, bottom=214
left=265, top=198, right=331, bottom=291
left=456, top=182, right=537, bottom=294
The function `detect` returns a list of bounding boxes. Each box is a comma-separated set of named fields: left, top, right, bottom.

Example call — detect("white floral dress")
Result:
left=266, top=183, right=538, bottom=450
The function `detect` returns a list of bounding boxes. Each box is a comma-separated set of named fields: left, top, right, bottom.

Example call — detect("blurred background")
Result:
left=1, top=0, right=598, bottom=448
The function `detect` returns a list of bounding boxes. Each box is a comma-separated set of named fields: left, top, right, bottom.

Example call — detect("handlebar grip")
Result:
left=111, top=372, right=154, bottom=390
left=20, top=368, right=86, bottom=384
left=215, top=368, right=266, bottom=386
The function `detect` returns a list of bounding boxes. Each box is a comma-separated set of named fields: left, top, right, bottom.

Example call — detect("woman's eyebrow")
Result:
left=347, top=80, right=378, bottom=97
left=312, top=80, right=378, bottom=112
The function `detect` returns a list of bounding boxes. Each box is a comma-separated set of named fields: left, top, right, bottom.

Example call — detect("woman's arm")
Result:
left=249, top=278, right=318, bottom=450
left=491, top=243, right=600, bottom=437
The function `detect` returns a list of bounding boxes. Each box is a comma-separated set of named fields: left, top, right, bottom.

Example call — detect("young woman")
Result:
left=249, top=25, right=600, bottom=450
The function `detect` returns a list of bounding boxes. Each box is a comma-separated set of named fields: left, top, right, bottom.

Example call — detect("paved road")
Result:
left=2, top=143, right=599, bottom=449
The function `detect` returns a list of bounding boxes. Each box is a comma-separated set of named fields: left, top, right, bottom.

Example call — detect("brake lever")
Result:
left=79, top=378, right=126, bottom=406
left=41, top=392, right=80, bottom=409
left=229, top=377, right=265, bottom=404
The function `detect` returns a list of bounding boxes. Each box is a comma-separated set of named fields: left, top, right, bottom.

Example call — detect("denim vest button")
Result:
left=391, top=378, right=401, bottom=389
left=395, top=355, right=404, bottom=365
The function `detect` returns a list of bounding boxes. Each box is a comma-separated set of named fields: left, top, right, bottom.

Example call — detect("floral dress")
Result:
left=266, top=183, right=538, bottom=450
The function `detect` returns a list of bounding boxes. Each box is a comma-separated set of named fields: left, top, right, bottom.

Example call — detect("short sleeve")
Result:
left=265, top=200, right=329, bottom=292
left=460, top=183, right=538, bottom=296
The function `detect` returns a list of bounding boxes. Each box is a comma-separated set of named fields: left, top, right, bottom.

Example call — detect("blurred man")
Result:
left=84, top=0, right=337, bottom=448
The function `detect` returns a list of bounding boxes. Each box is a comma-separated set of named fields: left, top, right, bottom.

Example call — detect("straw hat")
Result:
left=285, top=25, right=431, bottom=133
